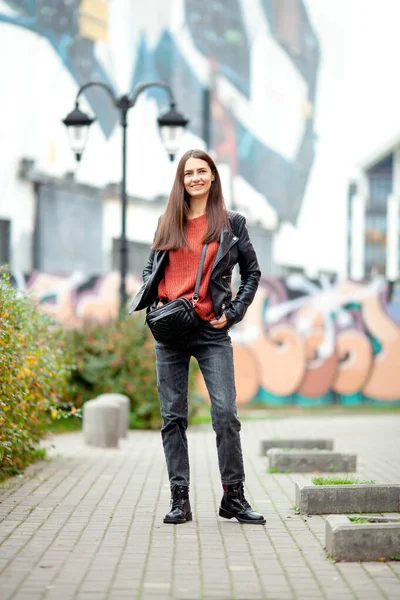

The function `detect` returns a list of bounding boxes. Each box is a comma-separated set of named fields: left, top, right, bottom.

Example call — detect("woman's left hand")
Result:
left=209, top=313, right=228, bottom=329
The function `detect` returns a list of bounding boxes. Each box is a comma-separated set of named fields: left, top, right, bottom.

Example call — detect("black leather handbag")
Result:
left=146, top=244, right=208, bottom=344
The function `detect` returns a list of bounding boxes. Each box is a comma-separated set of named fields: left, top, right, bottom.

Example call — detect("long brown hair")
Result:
left=152, top=149, right=229, bottom=250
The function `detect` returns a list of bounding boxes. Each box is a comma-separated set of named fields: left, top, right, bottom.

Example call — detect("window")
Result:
left=369, top=173, right=392, bottom=208
left=347, top=182, right=357, bottom=276
left=365, top=155, right=393, bottom=276
left=367, top=154, right=393, bottom=210
left=0, top=220, right=10, bottom=266
left=365, top=211, right=386, bottom=275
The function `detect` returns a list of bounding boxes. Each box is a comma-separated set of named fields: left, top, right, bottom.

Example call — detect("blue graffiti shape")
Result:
left=153, top=30, right=204, bottom=138
left=261, top=0, right=320, bottom=100
left=185, top=0, right=250, bottom=96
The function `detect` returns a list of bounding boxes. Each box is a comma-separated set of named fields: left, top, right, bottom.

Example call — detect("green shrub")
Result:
left=0, top=273, right=74, bottom=480
left=63, top=316, right=201, bottom=429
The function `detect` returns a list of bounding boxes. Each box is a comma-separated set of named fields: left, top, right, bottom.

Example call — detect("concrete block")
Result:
left=96, top=393, right=130, bottom=438
left=326, top=515, right=400, bottom=561
left=260, top=438, right=334, bottom=455
left=267, top=449, right=357, bottom=473
left=296, top=483, right=400, bottom=514
left=83, top=399, right=120, bottom=448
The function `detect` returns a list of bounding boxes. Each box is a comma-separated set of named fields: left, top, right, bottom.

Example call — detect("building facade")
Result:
left=349, top=145, right=400, bottom=283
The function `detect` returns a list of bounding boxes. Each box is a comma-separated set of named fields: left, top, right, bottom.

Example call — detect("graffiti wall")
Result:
left=225, top=276, right=400, bottom=406
left=14, top=271, right=400, bottom=406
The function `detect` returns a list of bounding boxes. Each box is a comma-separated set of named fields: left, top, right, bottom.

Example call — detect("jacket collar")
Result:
left=152, top=249, right=168, bottom=273
left=212, top=225, right=238, bottom=272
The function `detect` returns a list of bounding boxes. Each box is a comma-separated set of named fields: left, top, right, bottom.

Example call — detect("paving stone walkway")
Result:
left=1, top=413, right=400, bottom=600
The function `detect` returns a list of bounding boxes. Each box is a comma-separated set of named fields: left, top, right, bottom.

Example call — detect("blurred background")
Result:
left=1, top=0, right=400, bottom=410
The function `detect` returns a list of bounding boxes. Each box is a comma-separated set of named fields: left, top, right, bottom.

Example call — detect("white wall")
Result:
left=274, top=0, right=350, bottom=277
left=275, top=0, right=400, bottom=277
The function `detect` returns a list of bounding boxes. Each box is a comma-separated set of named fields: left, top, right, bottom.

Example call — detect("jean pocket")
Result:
left=205, top=322, right=229, bottom=336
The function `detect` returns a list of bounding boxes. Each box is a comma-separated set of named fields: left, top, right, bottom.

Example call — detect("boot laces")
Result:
left=227, top=483, right=252, bottom=510
left=171, top=485, right=188, bottom=508
left=238, top=483, right=251, bottom=510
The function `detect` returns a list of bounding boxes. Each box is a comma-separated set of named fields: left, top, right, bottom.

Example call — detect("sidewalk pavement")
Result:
left=0, top=413, right=400, bottom=600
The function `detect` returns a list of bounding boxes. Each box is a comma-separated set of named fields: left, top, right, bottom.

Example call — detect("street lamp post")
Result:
left=62, top=81, right=188, bottom=313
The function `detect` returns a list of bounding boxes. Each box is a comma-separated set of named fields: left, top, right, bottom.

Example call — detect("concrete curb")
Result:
left=326, top=514, right=400, bottom=561
left=260, top=438, right=334, bottom=455
left=83, top=398, right=120, bottom=448
left=96, top=393, right=130, bottom=438
left=267, top=449, right=357, bottom=473
left=296, top=482, right=400, bottom=514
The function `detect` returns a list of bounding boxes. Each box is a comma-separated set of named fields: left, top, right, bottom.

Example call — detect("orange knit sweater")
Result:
left=157, top=214, right=219, bottom=321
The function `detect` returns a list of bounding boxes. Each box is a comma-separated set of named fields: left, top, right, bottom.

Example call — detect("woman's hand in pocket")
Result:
left=209, top=313, right=228, bottom=329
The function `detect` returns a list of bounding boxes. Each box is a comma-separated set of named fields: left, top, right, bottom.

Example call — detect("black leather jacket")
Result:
left=128, top=211, right=261, bottom=327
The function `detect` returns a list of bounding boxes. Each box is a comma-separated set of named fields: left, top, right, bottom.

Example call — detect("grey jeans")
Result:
left=155, top=320, right=245, bottom=488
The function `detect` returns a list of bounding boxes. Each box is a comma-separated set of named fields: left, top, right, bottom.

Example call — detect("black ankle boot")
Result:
left=164, top=485, right=192, bottom=524
left=219, top=483, right=266, bottom=524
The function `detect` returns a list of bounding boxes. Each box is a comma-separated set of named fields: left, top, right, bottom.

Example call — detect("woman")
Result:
left=129, top=149, right=265, bottom=526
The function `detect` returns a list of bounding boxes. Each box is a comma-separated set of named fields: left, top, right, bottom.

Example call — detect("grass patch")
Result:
left=0, top=447, right=48, bottom=483
left=348, top=516, right=376, bottom=524
left=312, top=475, right=376, bottom=486
left=267, top=466, right=291, bottom=474
left=189, top=413, right=212, bottom=425
left=242, top=404, right=400, bottom=416
left=47, top=416, right=82, bottom=434
left=32, top=448, right=47, bottom=461
left=325, top=551, right=336, bottom=563
left=281, top=447, right=322, bottom=452
left=390, top=553, right=400, bottom=561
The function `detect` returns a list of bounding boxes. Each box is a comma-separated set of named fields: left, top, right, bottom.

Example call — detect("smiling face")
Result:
left=183, top=157, right=215, bottom=201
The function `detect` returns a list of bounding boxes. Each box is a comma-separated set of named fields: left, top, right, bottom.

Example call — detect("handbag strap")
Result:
left=192, top=244, right=208, bottom=305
